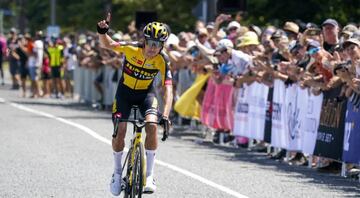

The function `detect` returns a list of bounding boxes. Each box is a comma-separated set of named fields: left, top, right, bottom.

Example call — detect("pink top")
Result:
left=0, top=36, right=6, bottom=54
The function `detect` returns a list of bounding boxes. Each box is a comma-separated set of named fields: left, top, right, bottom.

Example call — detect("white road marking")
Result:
left=0, top=98, right=5, bottom=103
left=10, top=102, right=111, bottom=145
left=10, top=102, right=249, bottom=198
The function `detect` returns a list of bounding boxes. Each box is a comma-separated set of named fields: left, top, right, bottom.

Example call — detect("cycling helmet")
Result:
left=143, top=22, right=169, bottom=42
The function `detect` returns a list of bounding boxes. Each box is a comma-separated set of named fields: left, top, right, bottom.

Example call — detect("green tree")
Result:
left=3, top=0, right=198, bottom=35
left=243, top=0, right=360, bottom=27
left=111, top=0, right=199, bottom=33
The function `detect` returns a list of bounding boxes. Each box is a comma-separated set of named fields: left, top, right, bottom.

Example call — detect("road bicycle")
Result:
left=112, top=105, right=169, bottom=198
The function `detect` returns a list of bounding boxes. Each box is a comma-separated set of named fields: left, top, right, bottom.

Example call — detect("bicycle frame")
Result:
left=127, top=124, right=147, bottom=188
left=112, top=105, right=168, bottom=197
left=113, top=106, right=149, bottom=196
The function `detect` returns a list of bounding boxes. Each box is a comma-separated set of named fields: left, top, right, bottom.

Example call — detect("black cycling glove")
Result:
left=159, top=116, right=171, bottom=141
left=97, top=21, right=109, bottom=34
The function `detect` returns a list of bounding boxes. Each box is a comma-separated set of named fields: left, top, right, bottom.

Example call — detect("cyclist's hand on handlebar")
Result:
left=97, top=12, right=111, bottom=34
left=159, top=116, right=171, bottom=141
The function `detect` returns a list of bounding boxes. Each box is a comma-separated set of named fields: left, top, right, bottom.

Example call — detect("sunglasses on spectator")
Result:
left=307, top=47, right=320, bottom=55
left=145, top=39, right=163, bottom=48
left=228, top=27, right=237, bottom=32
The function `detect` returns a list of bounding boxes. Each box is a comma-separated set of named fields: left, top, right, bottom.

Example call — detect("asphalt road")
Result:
left=0, top=81, right=359, bottom=198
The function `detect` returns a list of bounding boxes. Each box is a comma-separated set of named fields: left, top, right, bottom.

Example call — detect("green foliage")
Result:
left=2, top=0, right=360, bottom=35
left=1, top=0, right=198, bottom=35
left=243, top=0, right=360, bottom=27
left=111, top=0, right=199, bottom=33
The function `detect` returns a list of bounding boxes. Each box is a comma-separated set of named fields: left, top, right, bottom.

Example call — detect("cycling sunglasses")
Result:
left=145, top=39, right=163, bottom=48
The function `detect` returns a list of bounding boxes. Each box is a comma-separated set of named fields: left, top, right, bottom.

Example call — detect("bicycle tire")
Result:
left=130, top=143, right=144, bottom=198
left=123, top=148, right=132, bottom=198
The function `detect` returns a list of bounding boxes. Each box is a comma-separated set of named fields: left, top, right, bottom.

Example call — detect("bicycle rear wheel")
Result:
left=130, top=143, right=144, bottom=198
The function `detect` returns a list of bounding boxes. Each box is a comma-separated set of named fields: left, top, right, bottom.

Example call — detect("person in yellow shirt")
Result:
left=97, top=13, right=173, bottom=195
left=47, top=38, right=64, bottom=98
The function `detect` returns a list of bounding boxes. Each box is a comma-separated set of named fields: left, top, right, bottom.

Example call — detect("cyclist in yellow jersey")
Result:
left=97, top=13, right=173, bottom=196
left=48, top=40, right=65, bottom=98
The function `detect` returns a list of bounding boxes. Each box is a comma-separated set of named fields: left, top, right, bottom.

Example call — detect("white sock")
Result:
left=146, top=150, right=156, bottom=177
left=113, top=151, right=123, bottom=175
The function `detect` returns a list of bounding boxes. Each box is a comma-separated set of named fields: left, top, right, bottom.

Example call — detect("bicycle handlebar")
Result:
left=112, top=118, right=170, bottom=141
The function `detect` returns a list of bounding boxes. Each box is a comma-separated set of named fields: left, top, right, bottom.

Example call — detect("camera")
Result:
left=187, top=46, right=200, bottom=58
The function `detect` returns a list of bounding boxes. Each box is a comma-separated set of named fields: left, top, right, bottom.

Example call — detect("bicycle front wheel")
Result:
left=130, top=143, right=144, bottom=198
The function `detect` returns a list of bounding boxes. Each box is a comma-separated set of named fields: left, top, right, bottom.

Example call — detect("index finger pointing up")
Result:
left=106, top=12, right=111, bottom=24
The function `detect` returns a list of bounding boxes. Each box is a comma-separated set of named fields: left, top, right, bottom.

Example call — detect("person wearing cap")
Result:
left=213, top=38, right=253, bottom=87
left=344, top=38, right=360, bottom=94
left=343, top=38, right=360, bottom=63
left=206, top=22, right=215, bottom=35
left=249, top=25, right=262, bottom=38
left=227, top=21, right=241, bottom=33
left=283, top=21, right=299, bottom=41
left=343, top=38, right=360, bottom=81
left=322, top=18, right=340, bottom=54
left=226, top=20, right=241, bottom=45
left=341, top=24, right=358, bottom=40
left=270, top=30, right=290, bottom=66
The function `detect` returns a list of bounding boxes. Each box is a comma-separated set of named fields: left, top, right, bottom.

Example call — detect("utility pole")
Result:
left=0, top=10, right=3, bottom=35
left=51, top=0, right=56, bottom=25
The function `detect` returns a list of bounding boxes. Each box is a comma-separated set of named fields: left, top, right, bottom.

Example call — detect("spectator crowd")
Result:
left=1, top=13, right=359, bottom=179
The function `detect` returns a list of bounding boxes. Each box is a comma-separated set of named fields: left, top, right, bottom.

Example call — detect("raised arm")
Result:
left=97, top=13, right=118, bottom=49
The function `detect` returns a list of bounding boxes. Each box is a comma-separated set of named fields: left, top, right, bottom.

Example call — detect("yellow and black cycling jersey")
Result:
left=112, top=42, right=172, bottom=91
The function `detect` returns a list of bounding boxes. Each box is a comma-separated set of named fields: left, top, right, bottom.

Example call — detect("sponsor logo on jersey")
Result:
left=137, top=60, right=143, bottom=65
left=124, top=62, right=158, bottom=80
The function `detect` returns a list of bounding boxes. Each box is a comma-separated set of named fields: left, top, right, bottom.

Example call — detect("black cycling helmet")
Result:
left=143, top=22, right=169, bottom=42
